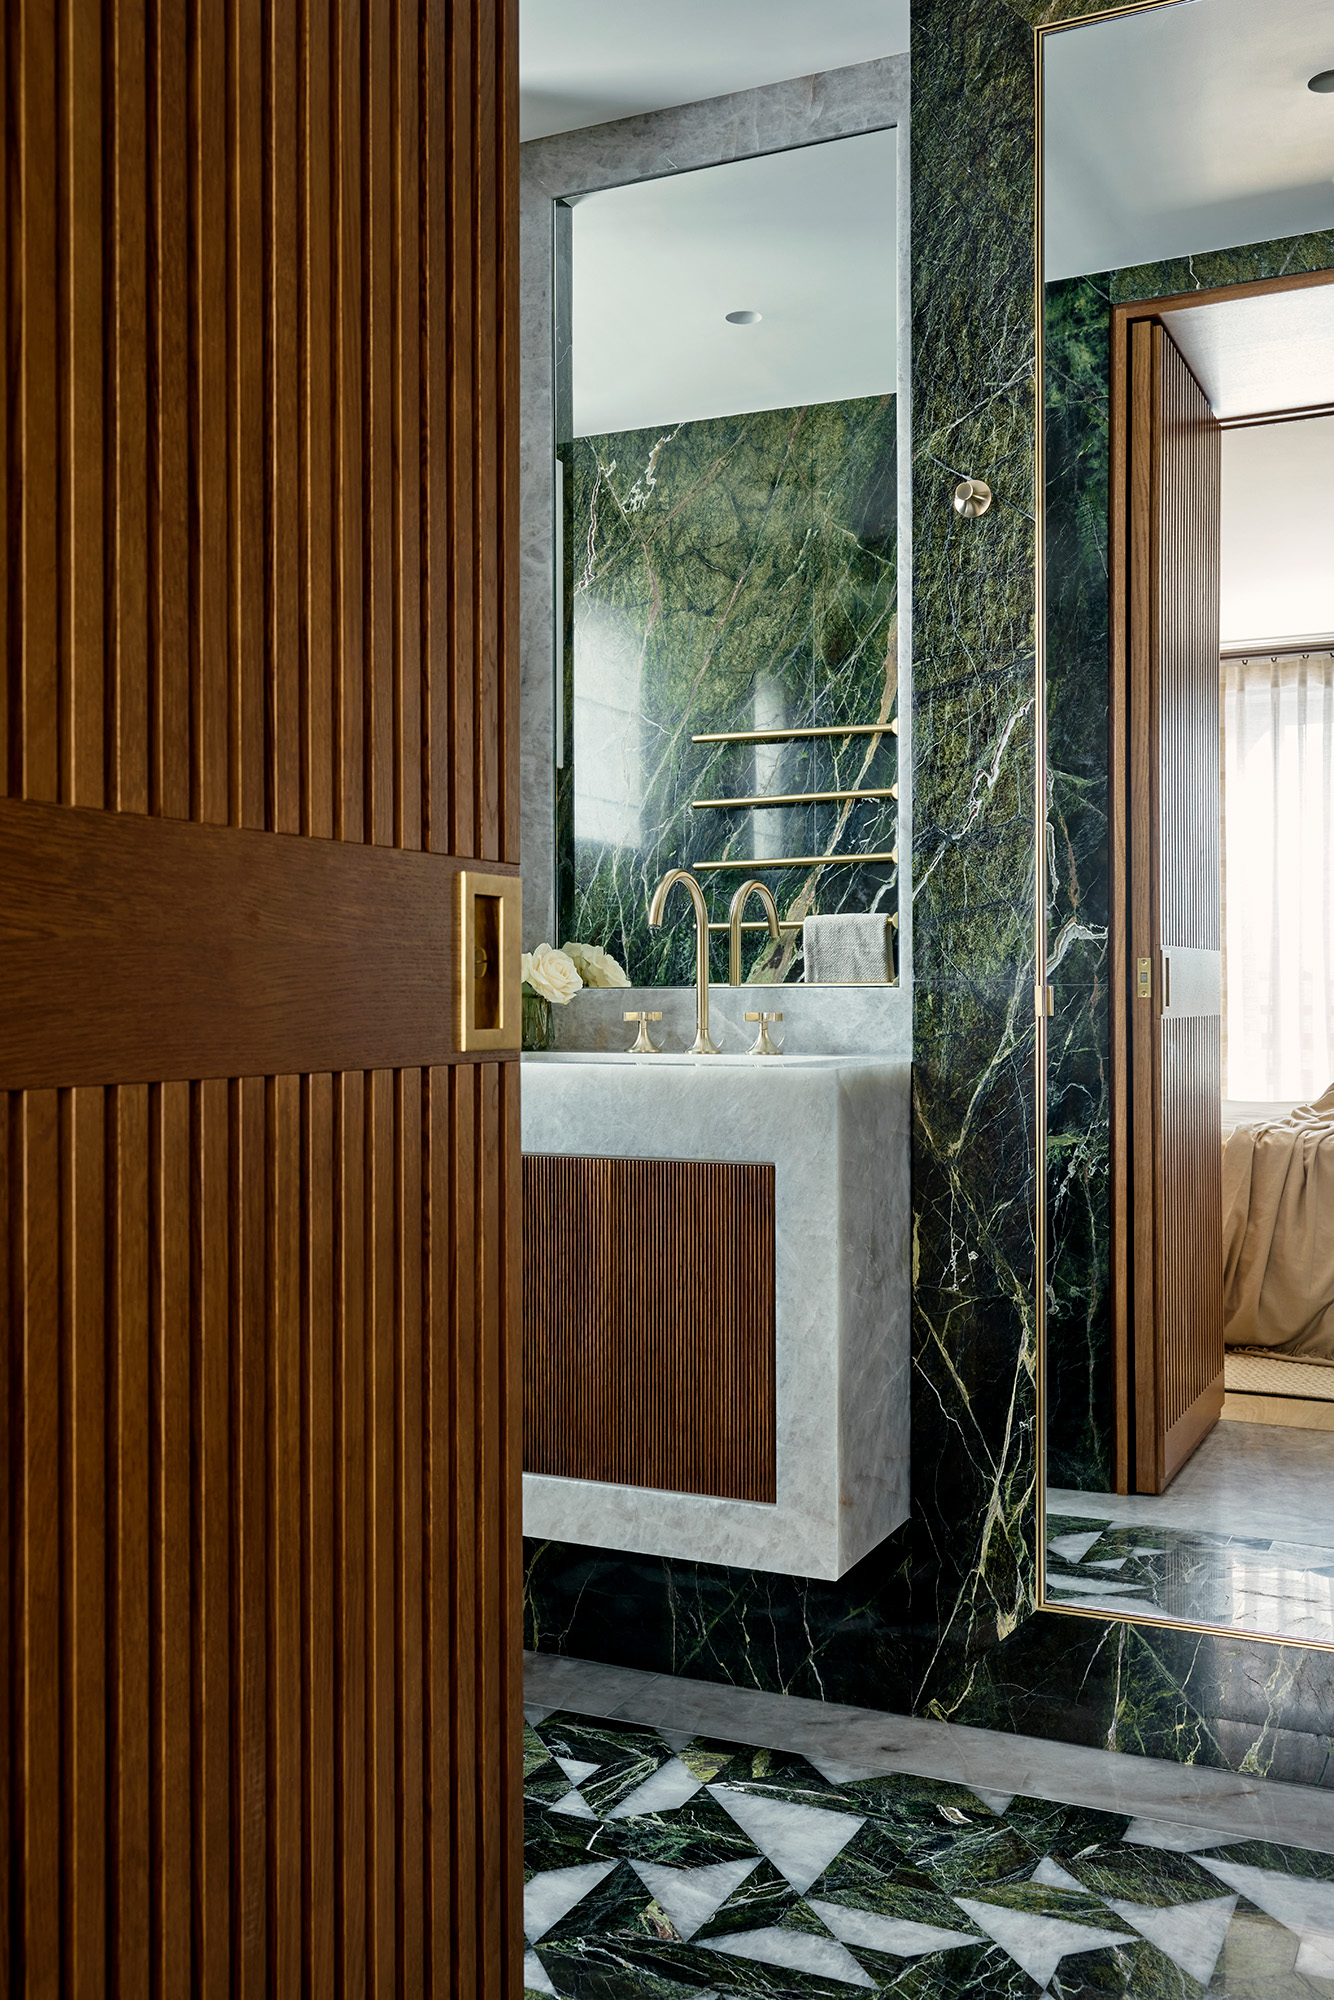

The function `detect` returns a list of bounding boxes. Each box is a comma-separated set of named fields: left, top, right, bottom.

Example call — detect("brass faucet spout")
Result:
left=647, top=868, right=720, bottom=1054
left=727, top=879, right=782, bottom=986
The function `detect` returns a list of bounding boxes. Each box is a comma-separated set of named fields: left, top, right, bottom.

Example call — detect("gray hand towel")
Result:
left=802, top=914, right=892, bottom=984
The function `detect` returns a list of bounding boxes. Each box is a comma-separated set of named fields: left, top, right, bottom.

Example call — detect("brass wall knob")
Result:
left=954, top=477, right=993, bottom=519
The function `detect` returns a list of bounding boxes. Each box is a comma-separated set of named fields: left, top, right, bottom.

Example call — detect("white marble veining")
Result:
left=518, top=54, right=912, bottom=960
left=521, top=1051, right=911, bottom=1580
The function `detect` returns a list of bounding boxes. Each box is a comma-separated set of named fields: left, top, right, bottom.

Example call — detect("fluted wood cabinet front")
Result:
left=524, top=1156, right=777, bottom=1502
left=0, top=2, right=522, bottom=1992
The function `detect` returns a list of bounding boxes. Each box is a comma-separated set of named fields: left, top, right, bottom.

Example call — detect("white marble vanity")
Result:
left=521, top=1051, right=911, bottom=1580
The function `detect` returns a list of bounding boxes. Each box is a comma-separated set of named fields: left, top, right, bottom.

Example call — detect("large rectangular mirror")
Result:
left=557, top=131, right=902, bottom=988
left=1040, top=0, right=1334, bottom=1646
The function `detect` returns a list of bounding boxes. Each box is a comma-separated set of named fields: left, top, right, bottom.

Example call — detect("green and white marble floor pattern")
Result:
left=523, top=1669, right=1334, bottom=1997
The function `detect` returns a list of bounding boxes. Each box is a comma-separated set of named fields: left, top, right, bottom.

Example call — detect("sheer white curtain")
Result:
left=1222, top=649, right=1334, bottom=1101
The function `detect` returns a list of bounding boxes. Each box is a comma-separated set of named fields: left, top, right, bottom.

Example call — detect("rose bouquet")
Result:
left=520, top=939, right=628, bottom=1049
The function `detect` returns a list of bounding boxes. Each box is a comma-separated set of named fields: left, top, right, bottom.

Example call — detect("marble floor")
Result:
left=1047, top=1421, right=1334, bottom=1644
left=523, top=1652, right=1334, bottom=1998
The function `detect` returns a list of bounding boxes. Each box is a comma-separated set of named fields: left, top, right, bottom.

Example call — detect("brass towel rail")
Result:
left=691, top=721, right=898, bottom=745
left=693, top=783, right=897, bottom=811
left=706, top=912, right=899, bottom=933
left=695, top=849, right=898, bottom=872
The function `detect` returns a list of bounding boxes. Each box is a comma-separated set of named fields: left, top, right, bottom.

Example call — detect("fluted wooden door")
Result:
left=1124, top=318, right=1224, bottom=1495
left=0, top=2, right=522, bottom=1992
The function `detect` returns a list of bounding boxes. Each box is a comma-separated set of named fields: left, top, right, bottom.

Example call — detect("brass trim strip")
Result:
left=691, top=722, right=898, bottom=745
left=692, top=784, right=898, bottom=810
left=695, top=850, right=898, bottom=872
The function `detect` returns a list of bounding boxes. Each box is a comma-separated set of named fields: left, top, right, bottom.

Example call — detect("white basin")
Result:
left=521, top=1050, right=911, bottom=1580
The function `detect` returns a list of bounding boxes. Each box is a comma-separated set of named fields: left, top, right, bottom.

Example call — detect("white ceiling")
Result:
left=1044, top=0, right=1334, bottom=282
left=520, top=0, right=910, bottom=142
left=572, top=133, right=897, bottom=437
left=1163, top=283, right=1334, bottom=419
left=1221, top=417, right=1334, bottom=645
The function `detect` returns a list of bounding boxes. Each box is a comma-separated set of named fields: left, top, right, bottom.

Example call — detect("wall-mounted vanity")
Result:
left=518, top=56, right=912, bottom=1581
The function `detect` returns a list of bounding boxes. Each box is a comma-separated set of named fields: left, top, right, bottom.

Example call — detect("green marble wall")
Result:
left=562, top=398, right=899, bottom=985
left=1044, top=224, right=1334, bottom=1490
left=526, top=0, right=1334, bottom=1786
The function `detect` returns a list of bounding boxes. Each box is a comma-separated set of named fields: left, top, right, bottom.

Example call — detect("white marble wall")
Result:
left=519, top=54, right=913, bottom=971
left=521, top=1053, right=912, bottom=1580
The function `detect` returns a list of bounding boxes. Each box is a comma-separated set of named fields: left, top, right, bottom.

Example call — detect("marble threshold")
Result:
left=523, top=1651, right=1334, bottom=1858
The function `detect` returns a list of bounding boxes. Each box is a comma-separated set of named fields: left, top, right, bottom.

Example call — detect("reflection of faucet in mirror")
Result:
left=648, top=869, right=720, bottom=1054
left=727, top=878, right=782, bottom=987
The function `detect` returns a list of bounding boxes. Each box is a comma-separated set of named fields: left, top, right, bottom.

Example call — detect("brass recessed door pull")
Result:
left=744, top=1011, right=783, bottom=1056
left=623, top=1010, right=664, bottom=1054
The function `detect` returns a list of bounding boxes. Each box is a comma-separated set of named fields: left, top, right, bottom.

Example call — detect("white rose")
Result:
left=561, top=940, right=630, bottom=989
left=521, top=942, right=583, bottom=1005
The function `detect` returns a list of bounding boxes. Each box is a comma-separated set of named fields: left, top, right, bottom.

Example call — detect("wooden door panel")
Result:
left=2, top=0, right=522, bottom=1991
left=5, top=1064, right=521, bottom=1990
left=1123, top=319, right=1223, bottom=1496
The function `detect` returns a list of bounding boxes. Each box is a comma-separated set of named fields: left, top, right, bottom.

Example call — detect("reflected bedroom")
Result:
left=1041, top=0, right=1334, bottom=1646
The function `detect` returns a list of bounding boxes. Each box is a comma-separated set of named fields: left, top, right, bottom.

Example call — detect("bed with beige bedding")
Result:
left=1222, top=1081, right=1334, bottom=1359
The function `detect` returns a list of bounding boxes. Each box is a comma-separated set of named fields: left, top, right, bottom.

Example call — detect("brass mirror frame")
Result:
left=1033, top=0, right=1334, bottom=1651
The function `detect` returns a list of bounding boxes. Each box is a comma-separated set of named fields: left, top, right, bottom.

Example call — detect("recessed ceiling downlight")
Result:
left=725, top=309, right=763, bottom=325
left=1309, top=69, right=1334, bottom=93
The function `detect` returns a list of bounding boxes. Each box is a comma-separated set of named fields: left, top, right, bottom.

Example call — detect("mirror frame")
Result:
left=517, top=58, right=913, bottom=996
left=1034, top=0, right=1334, bottom=1650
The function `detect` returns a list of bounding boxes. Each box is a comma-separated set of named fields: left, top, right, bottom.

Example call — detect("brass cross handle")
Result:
left=744, top=1010, right=784, bottom=1057
left=623, top=1010, right=664, bottom=1055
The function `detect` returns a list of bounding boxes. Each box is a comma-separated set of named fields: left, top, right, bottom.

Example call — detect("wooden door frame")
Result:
left=1108, top=264, right=1334, bottom=1491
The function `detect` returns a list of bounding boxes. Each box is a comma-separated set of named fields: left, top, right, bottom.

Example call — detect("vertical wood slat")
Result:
left=3, top=1, right=523, bottom=1991
left=152, top=1081, right=192, bottom=1996
left=66, top=1088, right=108, bottom=1992
left=64, top=1, right=106, bottom=813
left=111, top=1084, right=153, bottom=1992
left=150, top=2, right=192, bottom=823
left=195, top=1076, right=233, bottom=2000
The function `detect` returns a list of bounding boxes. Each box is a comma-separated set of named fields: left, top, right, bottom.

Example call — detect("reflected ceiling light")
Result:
left=724, top=309, right=762, bottom=324
left=1309, top=69, right=1334, bottom=93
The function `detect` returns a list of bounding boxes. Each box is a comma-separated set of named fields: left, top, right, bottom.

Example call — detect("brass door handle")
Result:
left=458, top=871, right=522, bottom=1051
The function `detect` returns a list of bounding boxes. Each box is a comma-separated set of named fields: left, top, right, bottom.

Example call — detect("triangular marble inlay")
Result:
left=523, top=1861, right=616, bottom=1943
left=608, top=1756, right=704, bottom=1819
left=707, top=1784, right=863, bottom=1893
left=1030, top=1856, right=1086, bottom=1894
left=629, top=1858, right=761, bottom=1941
left=1103, top=1892, right=1237, bottom=1985
left=549, top=1787, right=597, bottom=1820
left=700, top=1924, right=875, bottom=1987
left=954, top=1896, right=1136, bottom=1987
left=553, top=1756, right=599, bottom=1785
left=807, top=1898, right=979, bottom=1959
left=1195, top=1856, right=1334, bottom=1976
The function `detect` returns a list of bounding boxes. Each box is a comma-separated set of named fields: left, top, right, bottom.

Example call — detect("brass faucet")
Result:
left=648, top=869, right=720, bottom=1054
left=727, top=878, right=782, bottom=986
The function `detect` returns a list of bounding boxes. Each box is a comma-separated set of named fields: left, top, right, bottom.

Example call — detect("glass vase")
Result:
left=522, top=989, right=553, bottom=1052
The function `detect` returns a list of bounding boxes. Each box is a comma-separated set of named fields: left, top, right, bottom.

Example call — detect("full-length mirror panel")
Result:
left=559, top=133, right=902, bottom=990
left=1041, top=0, right=1334, bottom=1646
